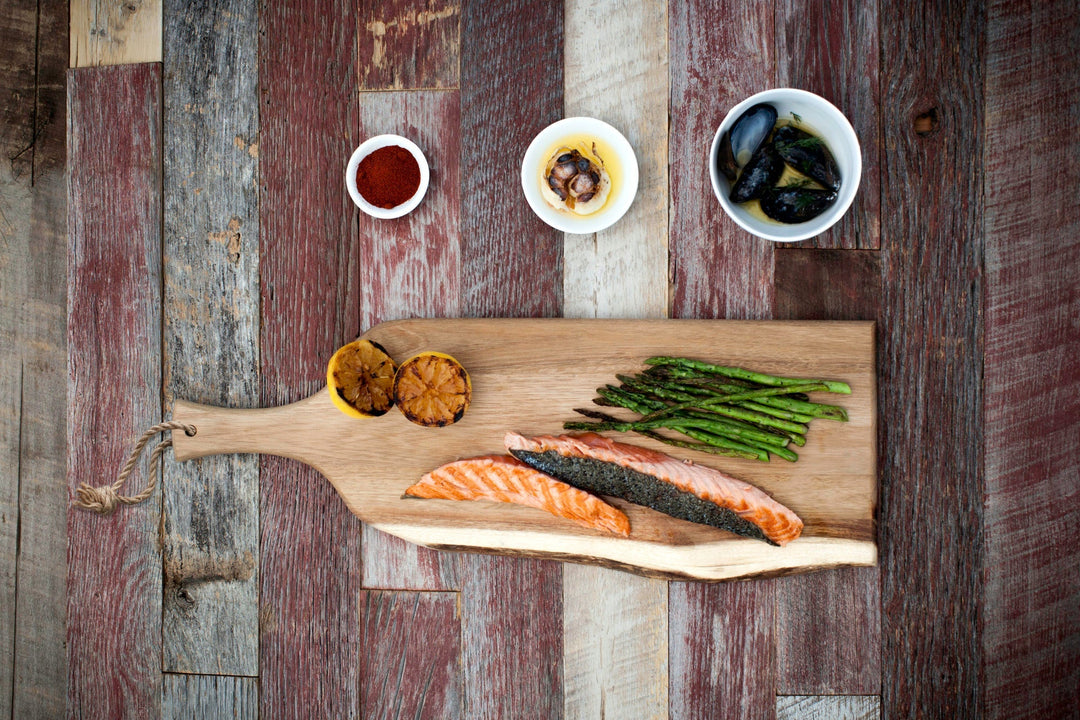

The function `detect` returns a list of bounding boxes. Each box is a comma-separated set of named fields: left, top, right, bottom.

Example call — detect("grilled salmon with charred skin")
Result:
left=505, top=432, right=803, bottom=546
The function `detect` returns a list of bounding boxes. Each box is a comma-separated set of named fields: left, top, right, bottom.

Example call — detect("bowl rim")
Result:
left=520, top=116, right=640, bottom=234
left=708, top=88, right=862, bottom=242
left=346, top=134, right=430, bottom=219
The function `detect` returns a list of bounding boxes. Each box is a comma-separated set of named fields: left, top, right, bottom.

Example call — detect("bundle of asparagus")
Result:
left=564, top=356, right=851, bottom=462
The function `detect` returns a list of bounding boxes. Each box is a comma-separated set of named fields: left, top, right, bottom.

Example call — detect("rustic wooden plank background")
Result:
left=879, top=0, right=985, bottom=715
left=560, top=1, right=669, bottom=717
left=0, top=0, right=67, bottom=717
left=66, top=62, right=163, bottom=718
left=3, top=0, right=1071, bottom=717
left=161, top=0, right=261, bottom=676
left=258, top=0, right=362, bottom=716
left=983, top=0, right=1080, bottom=715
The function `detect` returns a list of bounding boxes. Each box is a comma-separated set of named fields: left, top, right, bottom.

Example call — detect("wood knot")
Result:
left=914, top=107, right=939, bottom=136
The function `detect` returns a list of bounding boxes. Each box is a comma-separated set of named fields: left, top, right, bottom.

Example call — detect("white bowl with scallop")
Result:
left=521, top=117, right=639, bottom=234
left=709, top=88, right=861, bottom=242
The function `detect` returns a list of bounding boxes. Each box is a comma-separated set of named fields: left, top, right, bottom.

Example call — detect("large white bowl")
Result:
left=521, top=117, right=639, bottom=234
left=346, top=134, right=430, bottom=219
left=709, top=88, right=861, bottom=242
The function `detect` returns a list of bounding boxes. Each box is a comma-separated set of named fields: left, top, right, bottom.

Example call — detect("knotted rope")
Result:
left=73, top=421, right=197, bottom=514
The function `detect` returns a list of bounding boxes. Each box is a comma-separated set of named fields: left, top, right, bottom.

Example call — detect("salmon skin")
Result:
left=405, top=454, right=630, bottom=537
left=505, top=432, right=803, bottom=546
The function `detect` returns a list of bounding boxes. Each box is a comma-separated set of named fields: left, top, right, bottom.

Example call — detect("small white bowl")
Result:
left=346, top=134, right=430, bottom=219
left=709, top=88, right=861, bottom=242
left=521, top=117, right=639, bottom=234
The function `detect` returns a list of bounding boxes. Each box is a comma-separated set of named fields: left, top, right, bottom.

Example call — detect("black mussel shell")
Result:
left=730, top=142, right=784, bottom=204
left=760, top=186, right=837, bottom=223
left=773, top=125, right=841, bottom=192
left=717, top=130, right=738, bottom=182
left=728, top=103, right=778, bottom=167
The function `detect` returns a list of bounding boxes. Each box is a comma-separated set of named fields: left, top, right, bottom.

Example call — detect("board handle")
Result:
left=171, top=393, right=329, bottom=465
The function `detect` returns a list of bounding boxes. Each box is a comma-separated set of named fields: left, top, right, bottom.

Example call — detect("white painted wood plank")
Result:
left=776, top=695, right=880, bottom=720
left=561, top=0, right=670, bottom=717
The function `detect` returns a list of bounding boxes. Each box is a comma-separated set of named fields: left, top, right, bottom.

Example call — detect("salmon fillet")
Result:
left=405, top=454, right=630, bottom=537
left=505, top=432, right=802, bottom=546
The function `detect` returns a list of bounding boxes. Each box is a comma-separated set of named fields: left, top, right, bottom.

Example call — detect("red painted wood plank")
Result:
left=66, top=63, right=163, bottom=720
left=668, top=0, right=775, bottom=321
left=258, top=1, right=361, bottom=716
left=775, top=0, right=881, bottom=250
left=668, top=2, right=776, bottom=718
left=773, top=249, right=881, bottom=695
left=455, top=2, right=565, bottom=716
left=358, top=0, right=460, bottom=90
left=360, top=591, right=461, bottom=719
left=357, top=90, right=462, bottom=591
left=878, top=1, right=984, bottom=715
left=459, top=0, right=563, bottom=318
left=983, top=0, right=1080, bottom=716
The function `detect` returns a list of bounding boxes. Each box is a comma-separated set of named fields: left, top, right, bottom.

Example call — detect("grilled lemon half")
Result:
left=393, top=352, right=471, bottom=427
left=326, top=339, right=397, bottom=418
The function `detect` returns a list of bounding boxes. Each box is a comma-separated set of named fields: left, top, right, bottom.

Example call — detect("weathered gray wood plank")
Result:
left=561, top=1, right=669, bottom=717
left=161, top=0, right=260, bottom=676
left=162, top=673, right=258, bottom=720
left=776, top=695, right=880, bottom=720
left=67, top=62, right=164, bottom=719
left=1, top=0, right=68, bottom=715
left=983, top=0, right=1080, bottom=716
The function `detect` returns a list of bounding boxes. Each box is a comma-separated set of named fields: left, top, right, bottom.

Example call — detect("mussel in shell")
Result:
left=541, top=146, right=611, bottom=215
left=772, top=125, right=841, bottom=192
left=759, top=185, right=837, bottom=223
left=730, top=142, right=785, bottom=204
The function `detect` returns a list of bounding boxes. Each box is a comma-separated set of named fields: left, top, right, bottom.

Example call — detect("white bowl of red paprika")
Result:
left=346, top=134, right=430, bottom=219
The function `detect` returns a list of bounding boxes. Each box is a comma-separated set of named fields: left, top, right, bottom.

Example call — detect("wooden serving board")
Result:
left=172, top=319, right=877, bottom=581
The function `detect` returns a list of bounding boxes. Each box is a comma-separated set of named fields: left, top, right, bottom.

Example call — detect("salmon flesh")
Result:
left=405, top=454, right=630, bottom=537
left=505, top=432, right=803, bottom=546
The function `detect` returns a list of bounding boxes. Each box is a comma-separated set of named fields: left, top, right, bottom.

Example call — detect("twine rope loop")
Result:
left=74, top=421, right=197, bottom=514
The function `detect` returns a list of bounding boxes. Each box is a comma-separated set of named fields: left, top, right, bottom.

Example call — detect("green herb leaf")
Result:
left=791, top=111, right=803, bottom=123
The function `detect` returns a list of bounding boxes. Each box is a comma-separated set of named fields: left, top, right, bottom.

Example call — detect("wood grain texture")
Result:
left=775, top=695, right=880, bottom=720
left=774, top=249, right=881, bottom=695
left=66, top=63, right=163, bottom=719
left=0, top=0, right=67, bottom=716
left=668, top=2, right=777, bottom=717
left=669, top=0, right=774, bottom=321
left=562, top=0, right=668, bottom=321
left=456, top=3, right=564, bottom=716
left=357, top=90, right=461, bottom=592
left=878, top=0, right=984, bottom=715
left=358, top=0, right=460, bottom=90
left=560, top=1, right=669, bottom=714
left=70, top=0, right=161, bottom=67
left=162, top=674, right=258, bottom=720
left=173, top=319, right=877, bottom=580
left=259, top=0, right=361, bottom=715
left=670, top=582, right=774, bottom=720
left=776, top=0, right=881, bottom=249
left=459, top=554, right=562, bottom=719
left=459, top=0, right=563, bottom=318
left=360, top=591, right=462, bottom=719
left=161, top=0, right=260, bottom=675
left=983, top=0, right=1080, bottom=716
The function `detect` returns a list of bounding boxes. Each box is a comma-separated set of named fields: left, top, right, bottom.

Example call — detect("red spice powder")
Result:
left=355, top=145, right=421, bottom=209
